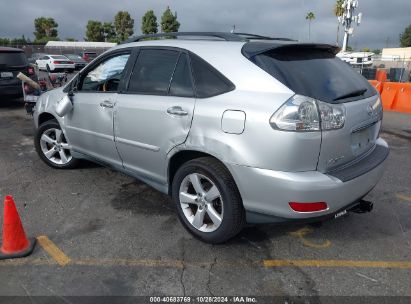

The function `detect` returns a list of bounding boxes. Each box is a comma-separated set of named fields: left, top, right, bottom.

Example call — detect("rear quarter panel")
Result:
left=184, top=89, right=322, bottom=172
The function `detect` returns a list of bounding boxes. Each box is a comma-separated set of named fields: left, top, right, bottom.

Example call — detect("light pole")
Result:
left=339, top=0, right=362, bottom=52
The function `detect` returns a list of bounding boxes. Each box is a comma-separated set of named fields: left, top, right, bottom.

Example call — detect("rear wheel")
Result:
left=172, top=157, right=245, bottom=244
left=34, top=119, right=79, bottom=169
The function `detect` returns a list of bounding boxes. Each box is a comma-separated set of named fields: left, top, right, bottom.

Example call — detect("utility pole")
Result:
left=339, top=0, right=362, bottom=52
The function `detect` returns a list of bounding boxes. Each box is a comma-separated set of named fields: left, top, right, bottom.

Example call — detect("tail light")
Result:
left=289, top=202, right=328, bottom=212
left=84, top=54, right=89, bottom=61
left=270, top=95, right=346, bottom=132
left=53, top=61, right=60, bottom=64
left=68, top=61, right=74, bottom=64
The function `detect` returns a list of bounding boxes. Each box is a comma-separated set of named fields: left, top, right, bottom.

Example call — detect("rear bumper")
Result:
left=226, top=138, right=389, bottom=224
left=0, top=85, right=23, bottom=97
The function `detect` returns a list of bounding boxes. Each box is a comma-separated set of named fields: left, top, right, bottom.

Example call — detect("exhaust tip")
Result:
left=350, top=200, right=373, bottom=214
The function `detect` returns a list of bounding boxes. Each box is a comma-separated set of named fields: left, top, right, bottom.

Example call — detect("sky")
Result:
left=0, top=0, right=409, bottom=50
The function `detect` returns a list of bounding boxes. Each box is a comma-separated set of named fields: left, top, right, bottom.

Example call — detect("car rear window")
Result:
left=189, top=53, right=235, bottom=98
left=51, top=55, right=68, bottom=60
left=250, top=47, right=376, bottom=103
left=0, top=52, right=27, bottom=66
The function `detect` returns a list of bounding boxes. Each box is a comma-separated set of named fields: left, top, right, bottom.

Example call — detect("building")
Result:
left=382, top=47, right=411, bottom=61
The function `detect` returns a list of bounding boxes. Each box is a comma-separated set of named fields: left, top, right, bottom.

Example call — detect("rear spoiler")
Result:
left=242, top=42, right=341, bottom=59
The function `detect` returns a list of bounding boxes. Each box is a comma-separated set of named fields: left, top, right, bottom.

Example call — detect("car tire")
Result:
left=34, top=119, right=79, bottom=169
left=172, top=157, right=245, bottom=244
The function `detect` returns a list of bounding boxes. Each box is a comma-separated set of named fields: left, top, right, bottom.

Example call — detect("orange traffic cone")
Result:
left=0, top=195, right=36, bottom=260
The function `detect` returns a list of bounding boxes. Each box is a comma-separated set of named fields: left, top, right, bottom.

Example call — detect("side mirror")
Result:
left=55, top=95, right=73, bottom=117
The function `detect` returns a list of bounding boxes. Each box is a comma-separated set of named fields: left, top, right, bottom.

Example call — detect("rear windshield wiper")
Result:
left=333, top=88, right=367, bottom=101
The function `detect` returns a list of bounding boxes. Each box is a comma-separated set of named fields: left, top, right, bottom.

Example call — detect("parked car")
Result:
left=0, top=47, right=35, bottom=100
left=64, top=54, right=87, bottom=70
left=28, top=52, right=46, bottom=65
left=79, top=51, right=97, bottom=62
left=33, top=32, right=389, bottom=243
left=35, top=55, right=75, bottom=72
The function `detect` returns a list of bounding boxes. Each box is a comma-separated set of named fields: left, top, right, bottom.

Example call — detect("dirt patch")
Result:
left=111, top=181, right=174, bottom=216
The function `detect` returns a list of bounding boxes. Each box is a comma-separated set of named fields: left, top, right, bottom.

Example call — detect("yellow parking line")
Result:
left=396, top=193, right=411, bottom=202
left=74, top=259, right=184, bottom=268
left=263, top=259, right=411, bottom=269
left=36, top=236, right=71, bottom=266
left=2, top=257, right=411, bottom=269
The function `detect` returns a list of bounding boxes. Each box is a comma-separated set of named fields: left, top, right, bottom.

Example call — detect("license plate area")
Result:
left=351, top=124, right=378, bottom=157
left=0, top=72, right=13, bottom=79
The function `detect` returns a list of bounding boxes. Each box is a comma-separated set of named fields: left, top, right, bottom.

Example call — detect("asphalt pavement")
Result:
left=0, top=101, right=410, bottom=300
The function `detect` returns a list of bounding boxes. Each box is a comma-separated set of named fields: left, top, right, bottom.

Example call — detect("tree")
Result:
left=10, top=35, right=27, bottom=45
left=142, top=10, right=158, bottom=34
left=361, top=47, right=371, bottom=52
left=305, top=12, right=315, bottom=41
left=399, top=24, right=411, bottom=47
left=85, top=20, right=104, bottom=42
left=34, top=17, right=58, bottom=42
left=0, top=38, right=10, bottom=46
left=114, top=11, right=134, bottom=42
left=334, top=0, right=345, bottom=45
left=65, top=37, right=77, bottom=42
left=372, top=49, right=381, bottom=55
left=103, top=22, right=116, bottom=42
left=346, top=45, right=353, bottom=52
left=161, top=7, right=180, bottom=33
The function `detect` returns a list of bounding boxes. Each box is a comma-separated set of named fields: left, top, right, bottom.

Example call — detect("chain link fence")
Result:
left=2, top=44, right=111, bottom=58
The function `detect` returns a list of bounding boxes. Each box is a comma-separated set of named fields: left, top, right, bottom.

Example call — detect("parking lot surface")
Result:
left=0, top=102, right=410, bottom=298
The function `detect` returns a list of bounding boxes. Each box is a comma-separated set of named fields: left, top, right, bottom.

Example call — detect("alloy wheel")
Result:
left=179, top=173, right=224, bottom=232
left=39, top=128, right=72, bottom=165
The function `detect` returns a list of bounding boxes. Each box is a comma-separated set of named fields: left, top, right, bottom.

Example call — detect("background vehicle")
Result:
left=33, top=32, right=388, bottom=243
left=64, top=54, right=87, bottom=70
left=35, top=55, right=75, bottom=72
left=0, top=47, right=35, bottom=100
left=79, top=51, right=97, bottom=62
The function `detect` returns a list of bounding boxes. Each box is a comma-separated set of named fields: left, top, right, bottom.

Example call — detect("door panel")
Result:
left=114, top=49, right=196, bottom=184
left=63, top=51, right=132, bottom=167
left=114, top=94, right=195, bottom=183
left=65, top=93, right=122, bottom=166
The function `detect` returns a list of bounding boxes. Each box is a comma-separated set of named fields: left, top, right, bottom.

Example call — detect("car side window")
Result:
left=190, top=53, right=235, bottom=98
left=41, top=56, right=49, bottom=60
left=127, top=49, right=179, bottom=94
left=169, top=54, right=194, bottom=98
left=79, top=53, right=130, bottom=92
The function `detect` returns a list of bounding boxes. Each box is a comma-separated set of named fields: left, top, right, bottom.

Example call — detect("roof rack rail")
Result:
left=124, top=32, right=247, bottom=43
left=233, top=33, right=297, bottom=42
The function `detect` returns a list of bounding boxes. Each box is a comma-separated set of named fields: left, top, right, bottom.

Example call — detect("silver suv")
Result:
left=33, top=32, right=389, bottom=243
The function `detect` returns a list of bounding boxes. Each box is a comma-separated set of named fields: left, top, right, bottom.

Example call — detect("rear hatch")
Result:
left=0, top=50, right=29, bottom=87
left=243, top=42, right=381, bottom=172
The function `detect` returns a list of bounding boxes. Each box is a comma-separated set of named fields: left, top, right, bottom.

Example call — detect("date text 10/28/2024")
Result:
left=150, top=297, right=257, bottom=303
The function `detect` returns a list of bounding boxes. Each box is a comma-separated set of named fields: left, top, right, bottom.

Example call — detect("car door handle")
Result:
left=167, top=106, right=188, bottom=116
left=100, top=100, right=114, bottom=108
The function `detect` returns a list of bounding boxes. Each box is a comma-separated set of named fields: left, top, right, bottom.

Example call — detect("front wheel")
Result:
left=34, top=119, right=79, bottom=169
left=172, top=157, right=245, bottom=244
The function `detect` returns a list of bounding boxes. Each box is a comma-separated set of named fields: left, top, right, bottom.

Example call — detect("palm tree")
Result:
left=334, top=0, right=345, bottom=45
left=305, top=12, right=316, bottom=41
